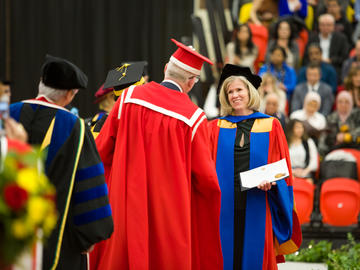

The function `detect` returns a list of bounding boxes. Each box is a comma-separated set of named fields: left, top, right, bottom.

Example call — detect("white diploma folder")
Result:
left=240, top=158, right=289, bottom=189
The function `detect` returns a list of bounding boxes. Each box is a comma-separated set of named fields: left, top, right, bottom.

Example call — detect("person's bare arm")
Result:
left=250, top=0, right=263, bottom=25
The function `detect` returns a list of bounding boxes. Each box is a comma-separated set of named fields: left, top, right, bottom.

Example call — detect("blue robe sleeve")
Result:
left=268, top=180, right=294, bottom=244
left=284, top=66, right=297, bottom=99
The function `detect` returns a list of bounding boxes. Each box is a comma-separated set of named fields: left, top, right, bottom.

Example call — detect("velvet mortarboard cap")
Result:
left=94, top=84, right=113, bottom=103
left=217, top=64, right=262, bottom=92
left=170, top=38, right=213, bottom=75
left=41, top=54, right=88, bottom=90
left=103, top=61, right=145, bottom=94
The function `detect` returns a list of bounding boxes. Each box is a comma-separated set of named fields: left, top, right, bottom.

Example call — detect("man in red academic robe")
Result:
left=90, top=39, right=223, bottom=270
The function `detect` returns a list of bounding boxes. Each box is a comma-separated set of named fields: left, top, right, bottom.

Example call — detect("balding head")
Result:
left=318, top=14, right=335, bottom=37
left=264, top=93, right=279, bottom=115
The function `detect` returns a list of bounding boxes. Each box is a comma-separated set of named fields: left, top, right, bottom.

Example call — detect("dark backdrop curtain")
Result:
left=1, top=0, right=193, bottom=117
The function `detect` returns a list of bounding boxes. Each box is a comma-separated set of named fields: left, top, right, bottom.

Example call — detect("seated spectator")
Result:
left=291, top=63, right=334, bottom=116
left=290, top=91, right=327, bottom=143
left=313, top=0, right=350, bottom=28
left=306, top=14, right=349, bottom=79
left=299, top=43, right=337, bottom=94
left=225, top=23, right=258, bottom=71
left=319, top=91, right=360, bottom=155
left=326, top=0, right=353, bottom=46
left=265, top=19, right=300, bottom=69
left=341, top=39, right=360, bottom=82
left=343, top=66, right=360, bottom=108
left=285, top=119, right=319, bottom=183
left=258, top=72, right=287, bottom=114
left=262, top=92, right=287, bottom=129
left=259, top=45, right=297, bottom=100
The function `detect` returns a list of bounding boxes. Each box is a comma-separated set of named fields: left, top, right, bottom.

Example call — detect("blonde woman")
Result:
left=258, top=72, right=287, bottom=114
left=208, top=64, right=301, bottom=270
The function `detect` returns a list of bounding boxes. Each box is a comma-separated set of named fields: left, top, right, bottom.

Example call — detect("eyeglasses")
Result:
left=189, top=76, right=200, bottom=83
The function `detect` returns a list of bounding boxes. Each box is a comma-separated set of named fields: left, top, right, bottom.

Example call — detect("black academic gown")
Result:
left=10, top=98, right=113, bottom=270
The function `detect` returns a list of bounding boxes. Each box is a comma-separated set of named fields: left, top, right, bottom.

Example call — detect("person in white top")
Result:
left=291, top=63, right=334, bottom=116
left=285, top=119, right=319, bottom=183
left=225, top=23, right=258, bottom=72
left=307, top=13, right=349, bottom=79
left=290, top=91, right=327, bottom=143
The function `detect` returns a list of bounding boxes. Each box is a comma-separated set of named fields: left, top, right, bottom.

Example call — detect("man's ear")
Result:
left=65, top=89, right=76, bottom=104
left=66, top=89, right=74, bottom=99
left=184, top=78, right=194, bottom=93
left=187, top=78, right=193, bottom=89
left=164, top=63, right=168, bottom=74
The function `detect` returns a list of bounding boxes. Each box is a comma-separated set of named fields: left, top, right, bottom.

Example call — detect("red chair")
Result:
left=293, top=177, right=315, bottom=224
left=320, top=178, right=360, bottom=226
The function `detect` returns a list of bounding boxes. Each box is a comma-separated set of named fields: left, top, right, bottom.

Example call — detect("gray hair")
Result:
left=37, top=80, right=68, bottom=102
left=165, top=61, right=195, bottom=83
left=304, top=91, right=321, bottom=107
left=219, top=75, right=260, bottom=116
left=319, top=14, right=335, bottom=24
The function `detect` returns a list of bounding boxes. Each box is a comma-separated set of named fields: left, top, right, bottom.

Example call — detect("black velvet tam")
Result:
left=41, top=54, right=88, bottom=90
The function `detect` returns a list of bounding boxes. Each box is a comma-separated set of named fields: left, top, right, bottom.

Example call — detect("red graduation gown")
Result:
left=90, top=82, right=223, bottom=270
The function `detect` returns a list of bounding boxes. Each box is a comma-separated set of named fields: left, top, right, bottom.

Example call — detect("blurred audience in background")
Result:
left=319, top=91, right=360, bottom=155
left=286, top=119, right=319, bottom=183
left=259, top=45, right=297, bottom=100
left=258, top=72, right=287, bottom=114
left=343, top=65, right=360, bottom=108
left=291, top=63, right=334, bottom=116
left=225, top=23, right=258, bottom=71
left=265, top=19, right=300, bottom=69
left=290, top=91, right=326, bottom=144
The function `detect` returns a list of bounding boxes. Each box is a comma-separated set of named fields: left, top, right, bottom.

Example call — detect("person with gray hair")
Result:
left=290, top=91, right=327, bottom=143
left=307, top=13, right=349, bottom=78
left=263, top=92, right=287, bottom=128
left=10, top=54, right=114, bottom=270
left=163, top=60, right=199, bottom=90
left=90, top=39, right=223, bottom=270
left=319, top=90, right=360, bottom=155
left=325, top=0, right=353, bottom=46
left=291, top=63, right=334, bottom=116
left=37, top=80, right=79, bottom=105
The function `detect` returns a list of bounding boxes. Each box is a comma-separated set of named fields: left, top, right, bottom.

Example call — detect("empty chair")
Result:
left=320, top=178, right=360, bottom=226
left=293, top=177, right=315, bottom=224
